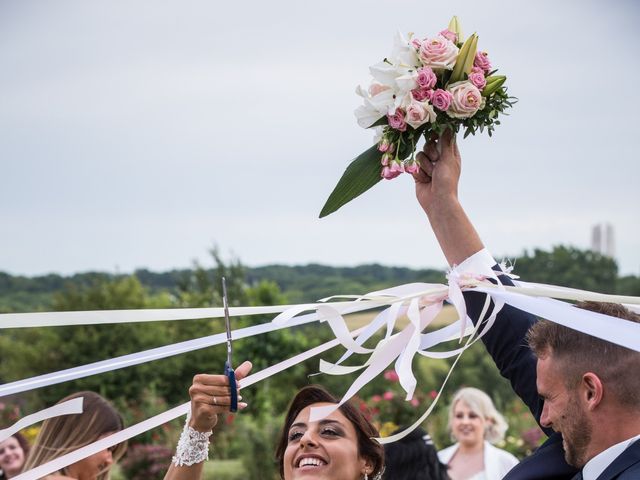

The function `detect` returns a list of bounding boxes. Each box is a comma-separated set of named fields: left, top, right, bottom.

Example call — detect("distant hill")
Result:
left=0, top=264, right=446, bottom=313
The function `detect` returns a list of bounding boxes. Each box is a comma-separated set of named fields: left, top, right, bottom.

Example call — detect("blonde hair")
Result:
left=447, top=387, right=508, bottom=444
left=22, top=391, right=126, bottom=480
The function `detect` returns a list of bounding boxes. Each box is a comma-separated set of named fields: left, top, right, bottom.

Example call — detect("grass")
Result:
left=345, top=304, right=457, bottom=330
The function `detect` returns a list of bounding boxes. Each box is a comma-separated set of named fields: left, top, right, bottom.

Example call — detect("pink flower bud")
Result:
left=378, top=139, right=391, bottom=152
left=383, top=391, right=395, bottom=401
left=439, top=29, right=457, bottom=43
left=410, top=397, right=420, bottom=407
left=474, top=51, right=492, bottom=73
left=389, top=161, right=404, bottom=174
left=381, top=166, right=401, bottom=180
left=431, top=89, right=453, bottom=111
left=380, top=152, right=393, bottom=166
left=404, top=161, right=420, bottom=174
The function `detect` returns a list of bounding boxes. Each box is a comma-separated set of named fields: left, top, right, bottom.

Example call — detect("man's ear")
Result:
left=582, top=372, right=603, bottom=410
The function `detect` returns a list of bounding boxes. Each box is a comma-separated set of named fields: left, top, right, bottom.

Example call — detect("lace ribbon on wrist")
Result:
left=171, top=413, right=213, bottom=467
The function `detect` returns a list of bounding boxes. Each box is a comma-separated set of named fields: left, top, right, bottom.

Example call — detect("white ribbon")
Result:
left=0, top=398, right=83, bottom=443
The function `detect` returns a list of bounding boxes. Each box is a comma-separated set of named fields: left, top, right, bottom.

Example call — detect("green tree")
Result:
left=512, top=245, right=618, bottom=293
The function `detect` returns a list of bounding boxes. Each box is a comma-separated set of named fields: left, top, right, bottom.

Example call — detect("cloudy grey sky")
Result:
left=1, top=0, right=639, bottom=277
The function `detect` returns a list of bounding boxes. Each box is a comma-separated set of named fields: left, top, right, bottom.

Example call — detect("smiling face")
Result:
left=282, top=402, right=371, bottom=480
left=537, top=354, right=592, bottom=467
left=451, top=400, right=486, bottom=448
left=0, top=436, right=25, bottom=478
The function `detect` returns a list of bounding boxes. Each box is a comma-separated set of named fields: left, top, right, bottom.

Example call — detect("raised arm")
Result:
left=164, top=361, right=252, bottom=480
left=412, top=133, right=547, bottom=430
left=413, top=130, right=483, bottom=266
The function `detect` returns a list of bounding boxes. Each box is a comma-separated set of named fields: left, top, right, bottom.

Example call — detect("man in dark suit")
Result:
left=411, top=131, right=640, bottom=480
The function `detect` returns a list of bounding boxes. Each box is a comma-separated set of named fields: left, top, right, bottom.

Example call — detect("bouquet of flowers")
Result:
left=319, top=17, right=515, bottom=217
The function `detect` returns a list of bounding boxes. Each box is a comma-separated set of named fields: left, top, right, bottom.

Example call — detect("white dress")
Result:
left=438, top=441, right=519, bottom=480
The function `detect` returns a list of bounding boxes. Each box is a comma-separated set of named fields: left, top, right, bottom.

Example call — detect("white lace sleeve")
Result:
left=171, top=413, right=213, bottom=467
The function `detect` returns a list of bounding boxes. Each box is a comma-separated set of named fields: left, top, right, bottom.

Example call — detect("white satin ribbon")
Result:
left=0, top=398, right=83, bottom=443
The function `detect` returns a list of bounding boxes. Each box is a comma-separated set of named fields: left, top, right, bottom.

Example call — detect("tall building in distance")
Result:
left=591, top=223, right=615, bottom=258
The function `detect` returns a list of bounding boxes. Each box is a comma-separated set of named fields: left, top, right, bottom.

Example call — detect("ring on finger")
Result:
left=213, top=396, right=218, bottom=405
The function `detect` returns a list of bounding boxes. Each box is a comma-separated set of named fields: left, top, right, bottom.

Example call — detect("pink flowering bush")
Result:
left=119, top=444, right=173, bottom=480
left=357, top=369, right=436, bottom=434
left=321, top=16, right=516, bottom=218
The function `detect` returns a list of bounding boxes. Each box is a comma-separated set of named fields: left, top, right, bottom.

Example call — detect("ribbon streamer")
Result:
left=0, top=398, right=83, bottom=443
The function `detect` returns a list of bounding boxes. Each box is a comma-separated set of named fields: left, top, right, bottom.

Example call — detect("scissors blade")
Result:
left=221, top=276, right=233, bottom=368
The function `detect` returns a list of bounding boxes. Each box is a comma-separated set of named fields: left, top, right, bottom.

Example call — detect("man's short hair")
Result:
left=526, top=301, right=640, bottom=408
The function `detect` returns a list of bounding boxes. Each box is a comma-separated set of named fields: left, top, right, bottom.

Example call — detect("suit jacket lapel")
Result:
left=595, top=439, right=640, bottom=480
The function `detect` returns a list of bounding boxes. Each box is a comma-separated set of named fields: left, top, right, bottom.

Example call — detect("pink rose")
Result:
left=468, top=70, right=486, bottom=90
left=387, top=109, right=407, bottom=132
left=431, top=88, right=453, bottom=111
left=474, top=51, right=492, bottom=73
left=404, top=161, right=420, bottom=175
left=371, top=395, right=382, bottom=403
left=381, top=166, right=401, bottom=180
left=405, top=100, right=436, bottom=128
left=411, top=37, right=422, bottom=50
left=411, top=87, right=433, bottom=102
left=439, top=28, right=457, bottom=43
left=384, top=370, right=400, bottom=382
left=416, top=67, right=437, bottom=89
left=418, top=36, right=459, bottom=69
left=446, top=81, right=485, bottom=119
left=383, top=391, right=395, bottom=401
left=369, top=82, right=390, bottom=97
left=389, top=161, right=404, bottom=174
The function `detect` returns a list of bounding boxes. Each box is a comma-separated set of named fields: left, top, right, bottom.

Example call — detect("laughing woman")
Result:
left=164, top=360, right=384, bottom=480
left=438, top=388, right=518, bottom=480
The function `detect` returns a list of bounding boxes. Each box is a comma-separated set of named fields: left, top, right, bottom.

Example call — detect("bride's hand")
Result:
left=187, top=360, right=252, bottom=432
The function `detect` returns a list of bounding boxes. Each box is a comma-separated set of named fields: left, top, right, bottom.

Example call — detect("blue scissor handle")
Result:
left=225, top=361, right=238, bottom=413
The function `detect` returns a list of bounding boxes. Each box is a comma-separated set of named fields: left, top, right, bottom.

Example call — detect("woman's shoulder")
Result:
left=437, top=442, right=459, bottom=463
left=485, top=442, right=519, bottom=465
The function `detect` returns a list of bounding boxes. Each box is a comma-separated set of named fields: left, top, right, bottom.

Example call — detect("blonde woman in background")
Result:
left=22, top=391, right=127, bottom=480
left=438, top=388, right=518, bottom=480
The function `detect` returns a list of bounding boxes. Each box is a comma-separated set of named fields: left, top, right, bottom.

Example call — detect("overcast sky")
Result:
left=1, top=0, right=639, bottom=278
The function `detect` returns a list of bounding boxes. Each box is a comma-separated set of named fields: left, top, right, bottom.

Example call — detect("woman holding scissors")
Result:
left=163, top=361, right=384, bottom=480
left=164, top=277, right=384, bottom=480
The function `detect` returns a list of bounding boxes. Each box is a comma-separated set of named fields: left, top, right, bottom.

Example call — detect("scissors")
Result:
left=221, top=277, right=238, bottom=412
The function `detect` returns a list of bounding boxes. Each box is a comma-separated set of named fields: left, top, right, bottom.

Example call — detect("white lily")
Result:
left=354, top=86, right=395, bottom=128
left=390, top=31, right=420, bottom=69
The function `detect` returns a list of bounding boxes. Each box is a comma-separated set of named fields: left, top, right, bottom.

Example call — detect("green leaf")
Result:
left=367, top=116, right=388, bottom=128
left=319, top=145, right=383, bottom=218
